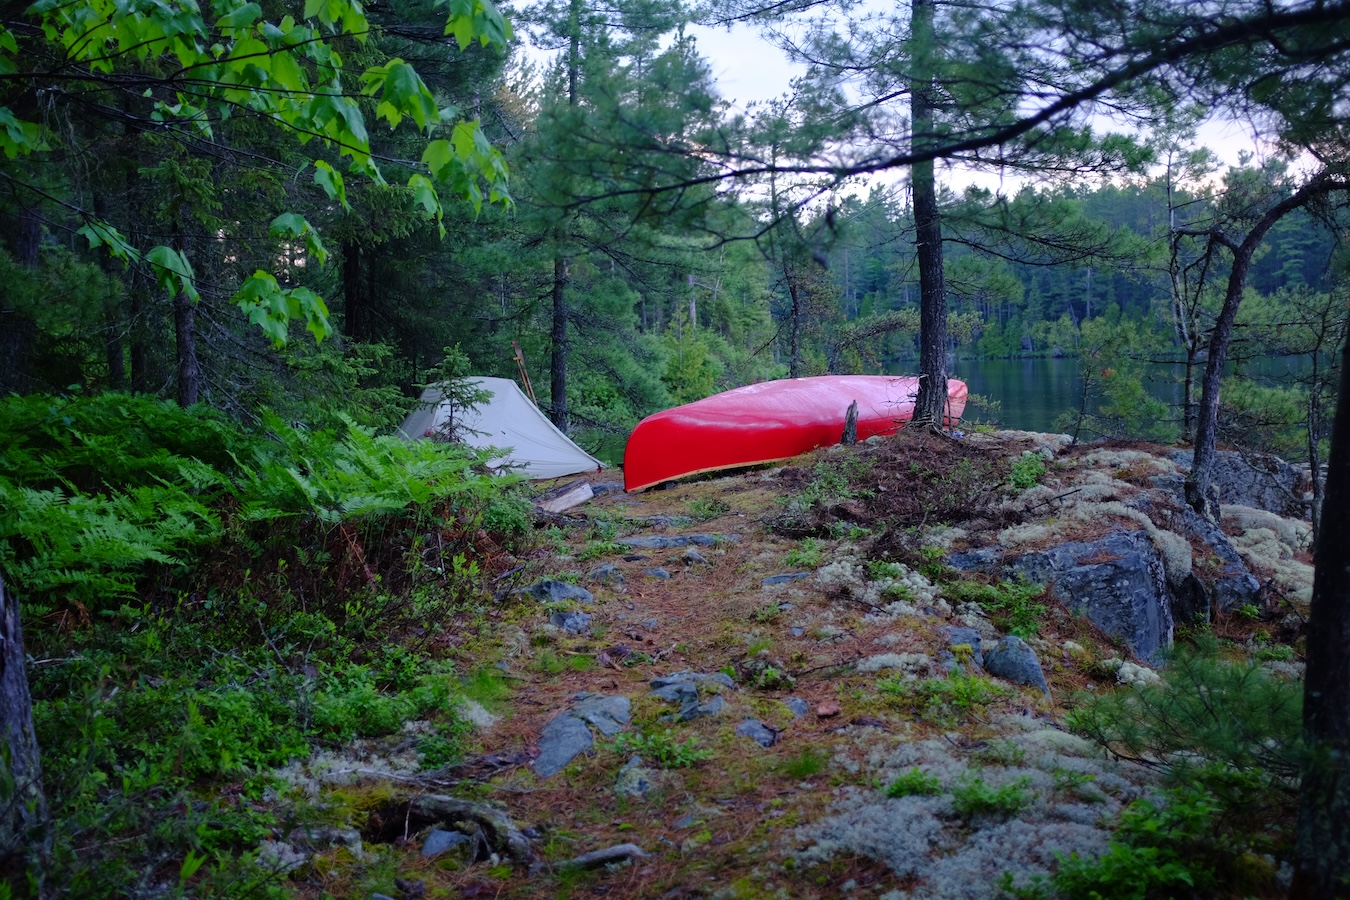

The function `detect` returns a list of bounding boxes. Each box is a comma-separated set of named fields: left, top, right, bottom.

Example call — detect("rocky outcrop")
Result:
left=1169, top=449, right=1308, bottom=519
left=1006, top=529, right=1174, bottom=664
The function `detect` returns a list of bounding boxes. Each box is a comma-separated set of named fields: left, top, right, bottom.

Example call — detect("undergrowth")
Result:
left=1, top=392, right=533, bottom=895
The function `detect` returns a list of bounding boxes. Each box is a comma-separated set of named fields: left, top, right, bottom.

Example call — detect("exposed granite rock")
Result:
left=938, top=625, right=986, bottom=669
left=422, top=828, right=472, bottom=858
left=586, top=563, right=625, bottom=585
left=619, top=534, right=741, bottom=549
left=1169, top=449, right=1307, bottom=519
left=1008, top=529, right=1173, bottom=664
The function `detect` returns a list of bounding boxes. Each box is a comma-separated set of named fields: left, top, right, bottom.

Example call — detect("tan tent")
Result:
left=397, top=377, right=604, bottom=479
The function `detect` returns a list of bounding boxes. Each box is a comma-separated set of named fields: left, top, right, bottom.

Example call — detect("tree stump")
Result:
left=842, top=400, right=859, bottom=446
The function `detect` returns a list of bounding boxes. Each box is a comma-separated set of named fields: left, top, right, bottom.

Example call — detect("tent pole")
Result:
left=513, top=341, right=538, bottom=405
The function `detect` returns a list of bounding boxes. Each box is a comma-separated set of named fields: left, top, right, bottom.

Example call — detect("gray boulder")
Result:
left=525, top=579, right=595, bottom=604
left=649, top=672, right=731, bottom=721
left=1009, top=529, right=1173, bottom=664
left=550, top=611, right=593, bottom=634
left=1170, top=449, right=1307, bottom=519
left=735, top=718, right=778, bottom=748
left=533, top=713, right=594, bottom=778
left=1140, top=499, right=1262, bottom=615
left=587, top=563, right=626, bottom=585
left=570, top=693, right=632, bottom=737
left=983, top=636, right=1050, bottom=696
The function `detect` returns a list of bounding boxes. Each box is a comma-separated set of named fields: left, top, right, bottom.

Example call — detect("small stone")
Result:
left=938, top=625, right=986, bottom=668
left=644, top=567, right=671, bottom=579
left=642, top=618, right=660, bottom=629
left=550, top=611, right=593, bottom=634
left=789, top=627, right=804, bottom=637
left=371, top=894, right=398, bottom=900
left=984, top=635, right=1051, bottom=697
left=570, top=694, right=631, bottom=737
left=650, top=682, right=699, bottom=704
left=615, top=755, right=657, bottom=799
left=422, top=828, right=472, bottom=858
left=680, top=694, right=725, bottom=721
left=533, top=713, right=594, bottom=777
left=762, top=572, right=810, bottom=586
left=524, top=579, right=595, bottom=604
left=782, top=697, right=810, bottom=717
left=816, top=700, right=841, bottom=718
left=735, top=718, right=778, bottom=748
left=672, top=814, right=698, bottom=829
left=651, top=671, right=735, bottom=690
left=683, top=548, right=709, bottom=565
left=587, top=563, right=626, bottom=584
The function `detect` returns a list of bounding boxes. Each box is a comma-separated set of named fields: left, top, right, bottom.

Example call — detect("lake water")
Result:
left=943, top=356, right=1313, bottom=434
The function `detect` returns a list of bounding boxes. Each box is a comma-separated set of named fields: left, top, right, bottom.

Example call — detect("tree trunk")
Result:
left=1292, top=339, right=1350, bottom=896
left=92, top=192, right=126, bottom=390
left=550, top=255, right=569, bottom=431
left=342, top=239, right=368, bottom=342
left=0, top=576, right=44, bottom=865
left=174, top=290, right=199, bottom=406
left=0, top=207, right=40, bottom=393
left=1186, top=175, right=1348, bottom=516
left=787, top=266, right=802, bottom=378
left=910, top=0, right=948, bottom=426
left=129, top=282, right=149, bottom=394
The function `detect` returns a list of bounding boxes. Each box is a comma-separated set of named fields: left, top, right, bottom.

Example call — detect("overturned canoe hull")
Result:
left=623, top=375, right=969, bottom=492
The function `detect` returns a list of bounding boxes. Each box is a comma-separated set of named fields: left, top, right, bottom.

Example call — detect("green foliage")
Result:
left=950, top=774, right=1034, bottom=819
left=945, top=577, right=1047, bottom=637
left=883, top=766, right=942, bottom=798
left=613, top=729, right=713, bottom=768
left=879, top=672, right=1012, bottom=724
left=9, top=0, right=513, bottom=340
left=686, top=496, right=731, bottom=519
left=1067, top=640, right=1304, bottom=805
left=28, top=602, right=478, bottom=894
left=420, top=344, right=493, bottom=442
left=1009, top=452, right=1047, bottom=490
left=784, top=538, right=825, bottom=569
left=1040, top=784, right=1262, bottom=899
left=1217, top=377, right=1307, bottom=459
left=781, top=456, right=875, bottom=517
left=1057, top=318, right=1178, bottom=444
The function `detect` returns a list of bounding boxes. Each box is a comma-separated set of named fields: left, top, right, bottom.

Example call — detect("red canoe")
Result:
left=623, top=375, right=969, bottom=492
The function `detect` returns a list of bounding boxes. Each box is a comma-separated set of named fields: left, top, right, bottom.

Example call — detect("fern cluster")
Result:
left=0, top=393, right=529, bottom=618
